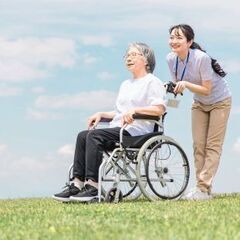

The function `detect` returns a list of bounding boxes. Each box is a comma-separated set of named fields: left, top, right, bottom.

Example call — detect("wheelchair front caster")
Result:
left=105, top=188, right=123, bottom=203
left=86, top=196, right=105, bottom=204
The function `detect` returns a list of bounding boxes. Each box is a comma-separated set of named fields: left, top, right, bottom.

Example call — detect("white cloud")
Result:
left=50, top=1, right=238, bottom=33
left=0, top=37, right=77, bottom=82
left=80, top=35, right=113, bottom=47
left=0, top=86, right=23, bottom=96
left=26, top=108, right=63, bottom=120
left=1, top=0, right=238, bottom=36
left=0, top=144, right=72, bottom=198
left=31, top=86, right=46, bottom=94
left=15, top=0, right=237, bottom=13
left=82, top=53, right=97, bottom=65
left=58, top=144, right=74, bottom=157
left=34, top=90, right=117, bottom=110
left=97, top=71, right=115, bottom=81
left=0, top=61, right=47, bottom=82
left=0, top=144, right=8, bottom=155
left=233, top=138, right=240, bottom=154
left=138, top=0, right=230, bottom=8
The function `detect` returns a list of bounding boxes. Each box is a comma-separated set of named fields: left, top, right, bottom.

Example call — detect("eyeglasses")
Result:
left=124, top=52, right=143, bottom=59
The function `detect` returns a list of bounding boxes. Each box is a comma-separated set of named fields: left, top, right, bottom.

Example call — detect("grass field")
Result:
left=0, top=194, right=240, bottom=240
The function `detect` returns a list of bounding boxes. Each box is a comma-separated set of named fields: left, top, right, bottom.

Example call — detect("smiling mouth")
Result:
left=171, top=44, right=180, bottom=48
left=127, top=63, right=134, bottom=67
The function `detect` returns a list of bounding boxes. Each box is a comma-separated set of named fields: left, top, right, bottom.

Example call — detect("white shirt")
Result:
left=166, top=48, right=231, bottom=105
left=109, top=73, right=166, bottom=136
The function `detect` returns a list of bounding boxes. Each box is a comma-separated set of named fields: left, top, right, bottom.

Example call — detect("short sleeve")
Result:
left=147, top=78, right=167, bottom=110
left=199, top=54, right=213, bottom=81
left=166, top=53, right=177, bottom=82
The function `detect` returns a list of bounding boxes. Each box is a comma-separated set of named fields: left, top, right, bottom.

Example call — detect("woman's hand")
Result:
left=174, top=81, right=187, bottom=94
left=121, top=109, right=135, bottom=125
left=174, top=80, right=212, bottom=96
left=87, top=112, right=102, bottom=129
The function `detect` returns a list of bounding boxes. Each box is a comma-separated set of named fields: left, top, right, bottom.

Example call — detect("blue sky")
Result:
left=0, top=0, right=239, bottom=199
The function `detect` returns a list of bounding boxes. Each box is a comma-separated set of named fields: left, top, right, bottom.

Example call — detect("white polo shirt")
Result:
left=166, top=48, right=231, bottom=105
left=109, top=73, right=166, bottom=136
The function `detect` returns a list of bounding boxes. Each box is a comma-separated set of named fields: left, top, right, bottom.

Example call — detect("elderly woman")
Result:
left=53, top=42, right=166, bottom=202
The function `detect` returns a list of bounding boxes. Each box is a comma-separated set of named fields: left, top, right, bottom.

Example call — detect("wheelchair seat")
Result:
left=101, top=113, right=164, bottom=150
left=122, top=131, right=163, bottom=148
left=103, top=131, right=163, bottom=152
left=122, top=113, right=164, bottom=148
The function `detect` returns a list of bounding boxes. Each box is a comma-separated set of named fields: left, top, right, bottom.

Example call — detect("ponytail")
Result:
left=191, top=42, right=205, bottom=52
left=191, top=41, right=227, bottom=77
left=211, top=59, right=227, bottom=77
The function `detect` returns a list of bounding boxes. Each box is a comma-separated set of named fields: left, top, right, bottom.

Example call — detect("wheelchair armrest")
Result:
left=132, top=113, right=160, bottom=121
left=92, top=117, right=112, bottom=129
left=99, top=118, right=112, bottom=123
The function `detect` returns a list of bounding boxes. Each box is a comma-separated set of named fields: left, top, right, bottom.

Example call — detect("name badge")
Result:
left=167, top=99, right=180, bottom=108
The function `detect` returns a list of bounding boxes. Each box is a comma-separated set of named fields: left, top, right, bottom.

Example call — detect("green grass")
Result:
left=0, top=194, right=240, bottom=240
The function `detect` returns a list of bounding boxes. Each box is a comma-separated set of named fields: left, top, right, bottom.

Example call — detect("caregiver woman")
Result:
left=166, top=24, right=231, bottom=200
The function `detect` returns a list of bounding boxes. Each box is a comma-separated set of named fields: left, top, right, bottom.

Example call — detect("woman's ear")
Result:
left=144, top=58, right=148, bottom=66
left=188, top=39, right=193, bottom=48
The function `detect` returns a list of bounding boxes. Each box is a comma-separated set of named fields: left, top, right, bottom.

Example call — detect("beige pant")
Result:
left=191, top=97, right=231, bottom=193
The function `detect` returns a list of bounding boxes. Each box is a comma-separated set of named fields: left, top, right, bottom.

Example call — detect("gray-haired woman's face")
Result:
left=124, top=47, right=147, bottom=72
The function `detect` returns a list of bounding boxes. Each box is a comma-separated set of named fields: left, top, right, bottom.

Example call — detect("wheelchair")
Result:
left=67, top=81, right=190, bottom=203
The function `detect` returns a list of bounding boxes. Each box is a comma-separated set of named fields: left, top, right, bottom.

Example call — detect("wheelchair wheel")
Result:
left=101, top=151, right=141, bottom=200
left=136, top=135, right=190, bottom=201
left=105, top=187, right=123, bottom=203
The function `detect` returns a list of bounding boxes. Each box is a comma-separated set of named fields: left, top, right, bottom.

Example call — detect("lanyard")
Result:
left=175, top=51, right=190, bottom=81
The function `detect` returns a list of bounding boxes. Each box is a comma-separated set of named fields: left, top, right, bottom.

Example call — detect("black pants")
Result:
left=72, top=127, right=131, bottom=182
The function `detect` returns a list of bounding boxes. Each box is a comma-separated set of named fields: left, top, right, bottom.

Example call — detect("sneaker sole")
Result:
left=70, top=196, right=97, bottom=202
left=52, top=195, right=71, bottom=203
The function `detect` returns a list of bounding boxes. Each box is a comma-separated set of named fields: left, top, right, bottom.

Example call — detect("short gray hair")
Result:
left=127, top=42, right=156, bottom=73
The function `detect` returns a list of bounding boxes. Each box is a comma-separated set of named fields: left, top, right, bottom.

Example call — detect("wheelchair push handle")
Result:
left=164, top=81, right=183, bottom=97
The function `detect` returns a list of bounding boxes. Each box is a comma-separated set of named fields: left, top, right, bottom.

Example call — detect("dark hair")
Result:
left=169, top=24, right=227, bottom=77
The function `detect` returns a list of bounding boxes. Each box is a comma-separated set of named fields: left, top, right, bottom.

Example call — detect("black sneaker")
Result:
left=52, top=183, right=80, bottom=202
left=70, top=184, right=98, bottom=202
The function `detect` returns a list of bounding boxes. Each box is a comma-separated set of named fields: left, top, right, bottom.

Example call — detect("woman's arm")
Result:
left=87, top=111, right=116, bottom=129
left=134, top=105, right=165, bottom=116
left=174, top=80, right=212, bottom=96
